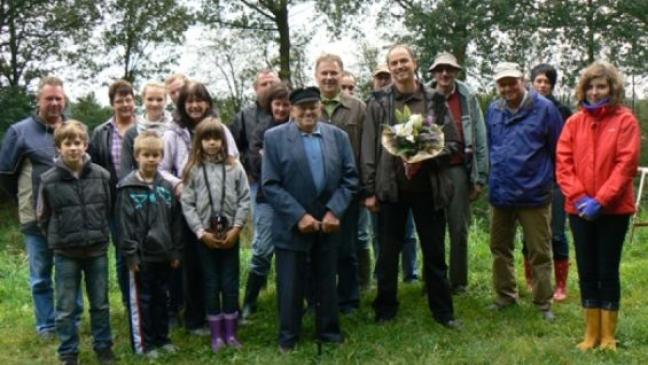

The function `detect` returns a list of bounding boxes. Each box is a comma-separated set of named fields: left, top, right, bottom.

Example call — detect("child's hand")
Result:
left=129, top=263, right=140, bottom=272
left=201, top=232, right=220, bottom=249
left=170, top=259, right=180, bottom=269
left=174, top=182, right=184, bottom=198
left=221, top=227, right=241, bottom=249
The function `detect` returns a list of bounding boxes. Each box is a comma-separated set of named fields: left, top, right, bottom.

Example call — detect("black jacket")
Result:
left=116, top=171, right=184, bottom=268
left=89, top=118, right=120, bottom=206
left=230, top=103, right=272, bottom=177
left=37, top=156, right=112, bottom=256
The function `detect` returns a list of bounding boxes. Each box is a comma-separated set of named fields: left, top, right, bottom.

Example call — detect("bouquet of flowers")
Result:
left=381, top=105, right=445, bottom=164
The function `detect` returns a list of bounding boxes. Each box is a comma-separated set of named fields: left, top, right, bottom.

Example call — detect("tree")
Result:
left=0, top=0, right=99, bottom=87
left=68, top=92, right=113, bottom=132
left=0, top=85, right=33, bottom=140
left=84, top=0, right=194, bottom=85
left=202, top=0, right=365, bottom=83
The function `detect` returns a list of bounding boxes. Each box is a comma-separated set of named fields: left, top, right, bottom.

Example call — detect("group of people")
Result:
left=0, top=42, right=641, bottom=364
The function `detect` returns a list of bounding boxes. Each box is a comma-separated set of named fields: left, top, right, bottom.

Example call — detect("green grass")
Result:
left=1, top=203, right=648, bottom=364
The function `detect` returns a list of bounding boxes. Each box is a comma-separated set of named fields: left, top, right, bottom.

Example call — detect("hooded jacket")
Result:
left=556, top=105, right=640, bottom=215
left=160, top=118, right=240, bottom=187
left=486, top=91, right=563, bottom=208
left=116, top=171, right=184, bottom=268
left=37, top=155, right=111, bottom=256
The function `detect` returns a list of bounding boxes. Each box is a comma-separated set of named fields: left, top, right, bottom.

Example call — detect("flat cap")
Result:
left=289, top=86, right=320, bottom=105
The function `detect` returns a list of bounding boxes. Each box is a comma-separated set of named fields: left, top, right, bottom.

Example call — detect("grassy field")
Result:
left=1, top=203, right=647, bottom=365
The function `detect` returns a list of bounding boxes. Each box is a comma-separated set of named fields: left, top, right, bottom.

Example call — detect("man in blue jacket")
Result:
left=485, top=62, right=563, bottom=320
left=0, top=76, right=81, bottom=337
left=262, top=87, right=358, bottom=351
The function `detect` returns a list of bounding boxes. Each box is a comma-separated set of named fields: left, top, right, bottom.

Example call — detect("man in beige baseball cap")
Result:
left=485, top=60, right=564, bottom=322
left=428, top=52, right=489, bottom=295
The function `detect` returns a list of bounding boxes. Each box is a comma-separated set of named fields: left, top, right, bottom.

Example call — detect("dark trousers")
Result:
left=337, top=200, right=360, bottom=311
left=373, top=192, right=454, bottom=323
left=197, top=242, right=240, bottom=315
left=276, top=238, right=341, bottom=348
left=183, top=227, right=206, bottom=330
left=126, top=262, right=171, bottom=354
left=569, top=214, right=629, bottom=310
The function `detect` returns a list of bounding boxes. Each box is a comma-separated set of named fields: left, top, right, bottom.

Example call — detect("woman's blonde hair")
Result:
left=182, top=117, right=234, bottom=183
left=575, top=61, right=625, bottom=106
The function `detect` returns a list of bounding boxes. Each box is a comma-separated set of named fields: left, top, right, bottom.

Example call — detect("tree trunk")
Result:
left=275, top=4, right=291, bottom=84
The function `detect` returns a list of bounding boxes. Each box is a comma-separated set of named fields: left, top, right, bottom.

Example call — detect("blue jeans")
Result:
left=25, top=233, right=83, bottom=334
left=25, top=233, right=55, bottom=334
left=55, top=254, right=112, bottom=359
left=357, top=207, right=372, bottom=250
left=249, top=201, right=275, bottom=276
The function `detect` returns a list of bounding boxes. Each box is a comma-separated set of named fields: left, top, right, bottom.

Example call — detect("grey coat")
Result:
left=180, top=160, right=251, bottom=237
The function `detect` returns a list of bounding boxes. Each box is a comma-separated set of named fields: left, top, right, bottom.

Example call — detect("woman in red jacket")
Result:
left=556, top=62, right=640, bottom=352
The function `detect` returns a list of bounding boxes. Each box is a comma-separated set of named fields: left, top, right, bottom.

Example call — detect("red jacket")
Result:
left=556, top=105, right=640, bottom=215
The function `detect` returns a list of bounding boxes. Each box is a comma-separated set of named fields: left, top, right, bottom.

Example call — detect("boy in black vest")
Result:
left=37, top=120, right=114, bottom=365
left=116, top=131, right=183, bottom=358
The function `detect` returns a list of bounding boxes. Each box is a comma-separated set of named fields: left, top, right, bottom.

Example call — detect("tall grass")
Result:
left=0, top=202, right=647, bottom=364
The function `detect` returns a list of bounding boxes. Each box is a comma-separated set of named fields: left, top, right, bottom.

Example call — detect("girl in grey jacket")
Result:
left=180, top=117, right=250, bottom=353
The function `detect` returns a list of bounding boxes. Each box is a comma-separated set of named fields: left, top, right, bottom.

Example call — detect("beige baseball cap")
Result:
left=494, top=62, right=523, bottom=81
left=428, top=52, right=462, bottom=72
left=372, top=64, right=390, bottom=77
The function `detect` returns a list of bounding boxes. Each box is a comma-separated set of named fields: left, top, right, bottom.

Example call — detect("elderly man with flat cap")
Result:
left=262, top=86, right=358, bottom=351
left=428, top=52, right=489, bottom=294
left=486, top=62, right=563, bottom=321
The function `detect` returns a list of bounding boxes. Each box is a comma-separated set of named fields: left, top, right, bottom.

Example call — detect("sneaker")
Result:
left=160, top=343, right=178, bottom=353
left=96, top=347, right=116, bottom=365
left=542, top=310, right=555, bottom=321
left=189, top=327, right=210, bottom=336
left=144, top=349, right=161, bottom=359
left=38, top=329, right=56, bottom=341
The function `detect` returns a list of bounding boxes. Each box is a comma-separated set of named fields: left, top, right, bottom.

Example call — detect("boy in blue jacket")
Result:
left=116, top=131, right=183, bottom=358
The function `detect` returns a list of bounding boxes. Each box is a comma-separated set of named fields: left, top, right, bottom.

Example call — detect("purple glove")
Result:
left=579, top=198, right=602, bottom=221
left=575, top=196, right=590, bottom=210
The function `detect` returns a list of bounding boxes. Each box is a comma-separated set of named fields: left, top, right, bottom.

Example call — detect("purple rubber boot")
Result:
left=223, top=312, right=242, bottom=349
left=207, top=314, right=225, bottom=353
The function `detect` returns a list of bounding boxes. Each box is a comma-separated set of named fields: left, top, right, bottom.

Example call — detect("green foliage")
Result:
left=0, top=0, right=99, bottom=87
left=0, top=86, right=34, bottom=141
left=82, top=0, right=194, bottom=86
left=68, top=93, right=113, bottom=132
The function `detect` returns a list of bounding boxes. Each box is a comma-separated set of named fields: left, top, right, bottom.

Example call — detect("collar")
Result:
left=298, top=123, right=322, bottom=137
left=321, top=93, right=341, bottom=104
left=393, top=82, right=424, bottom=102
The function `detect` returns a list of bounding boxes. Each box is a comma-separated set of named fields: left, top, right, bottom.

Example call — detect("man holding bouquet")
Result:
left=361, top=44, right=461, bottom=328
